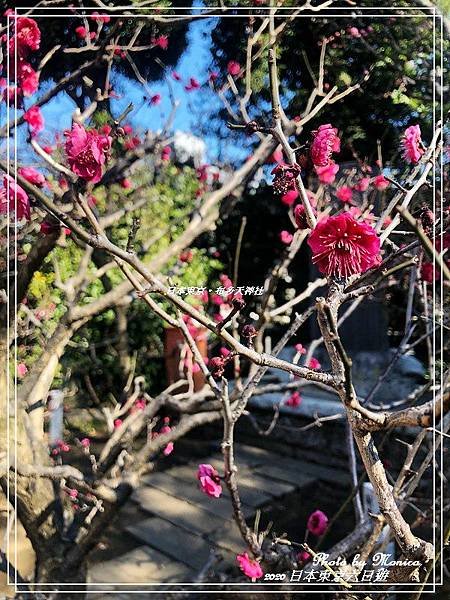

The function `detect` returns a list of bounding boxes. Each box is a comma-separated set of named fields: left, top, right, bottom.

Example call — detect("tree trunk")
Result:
left=18, top=318, right=87, bottom=443
left=32, top=555, right=88, bottom=599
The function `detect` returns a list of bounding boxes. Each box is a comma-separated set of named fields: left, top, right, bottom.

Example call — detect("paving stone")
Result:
left=285, top=458, right=350, bottom=485
left=140, top=471, right=248, bottom=519
left=159, top=463, right=272, bottom=507
left=88, top=545, right=193, bottom=584
left=237, top=471, right=295, bottom=498
left=229, top=481, right=272, bottom=508
left=235, top=444, right=277, bottom=466
left=133, top=486, right=228, bottom=535
left=253, top=463, right=316, bottom=487
left=126, top=518, right=213, bottom=571
left=207, top=521, right=248, bottom=554
left=207, top=454, right=253, bottom=473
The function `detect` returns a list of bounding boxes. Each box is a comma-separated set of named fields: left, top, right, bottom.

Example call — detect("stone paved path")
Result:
left=88, top=444, right=349, bottom=589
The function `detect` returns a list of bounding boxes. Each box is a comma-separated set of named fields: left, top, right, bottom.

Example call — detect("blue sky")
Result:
left=3, top=15, right=253, bottom=167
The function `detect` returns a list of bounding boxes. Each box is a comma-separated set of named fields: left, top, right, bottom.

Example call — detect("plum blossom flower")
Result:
left=80, top=438, right=90, bottom=448
left=1, top=175, right=30, bottom=221
left=113, top=418, right=123, bottom=429
left=163, top=442, right=174, bottom=456
left=91, top=12, right=111, bottom=23
left=171, top=71, right=181, bottom=81
left=17, top=363, right=28, bottom=377
left=161, top=146, right=171, bottom=161
left=185, top=77, right=200, bottom=91
left=280, top=230, right=293, bottom=245
left=120, top=178, right=132, bottom=189
left=307, top=509, right=328, bottom=536
left=354, top=177, right=370, bottom=192
left=236, top=553, right=263, bottom=580
left=18, top=167, right=45, bottom=187
left=297, top=550, right=311, bottom=563
left=15, top=17, right=41, bottom=56
left=179, top=249, right=193, bottom=263
left=227, top=61, right=241, bottom=76
left=57, top=440, right=70, bottom=453
left=210, top=356, right=226, bottom=379
left=294, top=343, right=306, bottom=355
left=149, top=94, right=161, bottom=106
left=315, top=162, right=339, bottom=184
left=23, top=105, right=44, bottom=135
left=197, top=464, right=222, bottom=498
left=64, top=123, right=111, bottom=183
left=310, top=124, right=340, bottom=167
left=152, top=35, right=168, bottom=49
left=272, top=163, right=301, bottom=197
left=75, top=26, right=89, bottom=39
left=348, top=26, right=361, bottom=38
left=220, top=273, right=233, bottom=288
left=18, top=61, right=39, bottom=96
left=336, top=186, right=354, bottom=204
left=402, top=125, right=424, bottom=164
left=3, top=86, right=22, bottom=106
left=285, top=391, right=302, bottom=407
left=308, top=357, right=321, bottom=370
left=373, top=175, right=389, bottom=190
left=308, top=212, right=381, bottom=279
left=281, top=189, right=298, bottom=206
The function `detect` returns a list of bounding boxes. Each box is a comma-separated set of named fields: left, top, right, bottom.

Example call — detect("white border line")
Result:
left=8, top=4, right=444, bottom=595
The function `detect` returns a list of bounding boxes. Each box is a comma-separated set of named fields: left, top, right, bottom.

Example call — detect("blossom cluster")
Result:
left=3, top=15, right=41, bottom=102
left=272, top=122, right=428, bottom=279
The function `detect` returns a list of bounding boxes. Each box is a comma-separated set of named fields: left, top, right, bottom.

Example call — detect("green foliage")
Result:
left=21, top=160, right=223, bottom=404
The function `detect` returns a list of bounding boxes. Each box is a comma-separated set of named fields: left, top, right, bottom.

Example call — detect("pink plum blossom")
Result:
left=280, top=230, right=294, bottom=245
left=308, top=357, right=322, bottom=370
left=308, top=212, right=381, bottom=278
left=336, top=186, right=354, bottom=204
left=402, top=125, right=424, bottom=164
left=15, top=17, right=41, bottom=56
left=152, top=35, right=168, bottom=49
left=17, top=61, right=39, bottom=96
left=163, top=442, right=174, bottom=456
left=373, top=175, right=389, bottom=190
left=1, top=175, right=30, bottom=221
left=18, top=167, right=45, bottom=187
left=17, top=363, right=28, bottom=377
left=197, top=463, right=222, bottom=498
left=285, top=391, right=302, bottom=407
left=307, top=510, right=328, bottom=536
left=281, top=189, right=299, bottom=206
left=295, top=343, right=306, bottom=355
left=310, top=124, right=340, bottom=167
left=236, top=553, right=263, bottom=580
left=315, top=162, right=339, bottom=184
left=64, top=123, right=111, bottom=183
left=23, top=105, right=44, bottom=135
left=354, top=177, right=370, bottom=192
left=227, top=61, right=241, bottom=76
